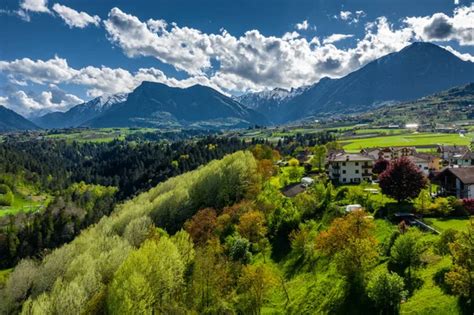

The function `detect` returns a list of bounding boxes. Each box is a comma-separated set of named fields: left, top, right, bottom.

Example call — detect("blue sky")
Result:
left=1, top=0, right=473, bottom=116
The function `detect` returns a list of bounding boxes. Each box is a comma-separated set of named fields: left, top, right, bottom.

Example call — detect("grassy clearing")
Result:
left=342, top=132, right=473, bottom=152
left=0, top=192, right=51, bottom=217
left=0, top=181, right=51, bottom=217
left=400, top=256, right=459, bottom=315
left=424, top=217, right=472, bottom=232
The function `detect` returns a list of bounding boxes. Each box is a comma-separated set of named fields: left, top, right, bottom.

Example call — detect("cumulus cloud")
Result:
left=20, top=0, right=49, bottom=13
left=405, top=4, right=474, bottom=45
left=323, top=34, right=354, bottom=44
left=0, top=89, right=83, bottom=116
left=0, top=55, right=224, bottom=101
left=103, top=7, right=440, bottom=92
left=1, top=4, right=473, bottom=112
left=52, top=4, right=100, bottom=28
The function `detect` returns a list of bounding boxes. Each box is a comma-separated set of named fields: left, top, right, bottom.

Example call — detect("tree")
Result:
left=238, top=264, right=277, bottom=315
left=445, top=220, right=474, bottom=307
left=107, top=237, right=185, bottom=314
left=237, top=210, right=267, bottom=244
left=379, top=157, right=427, bottom=202
left=184, top=208, right=218, bottom=246
left=316, top=211, right=378, bottom=280
left=191, top=242, right=231, bottom=312
left=390, top=229, right=425, bottom=283
left=366, top=269, right=406, bottom=315
left=311, top=145, right=328, bottom=171
left=372, top=159, right=390, bottom=175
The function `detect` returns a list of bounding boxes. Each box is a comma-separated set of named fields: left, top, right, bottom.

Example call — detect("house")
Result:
left=391, top=147, right=417, bottom=159
left=327, top=153, right=374, bottom=184
left=408, top=153, right=441, bottom=175
left=434, top=166, right=474, bottom=198
left=452, top=151, right=474, bottom=166
left=360, top=146, right=416, bottom=161
left=437, top=145, right=470, bottom=161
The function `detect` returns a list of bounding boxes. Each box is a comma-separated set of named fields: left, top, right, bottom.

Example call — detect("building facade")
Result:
left=327, top=153, right=374, bottom=184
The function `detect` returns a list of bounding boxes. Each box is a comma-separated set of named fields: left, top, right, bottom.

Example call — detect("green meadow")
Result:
left=342, top=132, right=473, bottom=152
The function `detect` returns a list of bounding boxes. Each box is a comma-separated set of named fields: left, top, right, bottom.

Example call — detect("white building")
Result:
left=327, top=153, right=375, bottom=184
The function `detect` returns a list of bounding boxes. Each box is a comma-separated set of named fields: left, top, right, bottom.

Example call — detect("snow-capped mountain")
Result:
left=235, top=86, right=309, bottom=109
left=32, top=94, right=127, bottom=129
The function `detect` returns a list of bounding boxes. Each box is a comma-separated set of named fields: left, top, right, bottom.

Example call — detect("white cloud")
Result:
left=0, top=89, right=83, bottom=116
left=443, top=45, right=474, bottom=61
left=1, top=5, right=473, bottom=111
left=338, top=10, right=366, bottom=24
left=0, top=55, right=225, bottom=100
left=323, top=34, right=354, bottom=44
left=52, top=4, right=100, bottom=28
left=454, top=0, right=460, bottom=5
left=295, top=20, right=309, bottom=30
left=404, top=4, right=474, bottom=45
left=20, top=0, right=49, bottom=13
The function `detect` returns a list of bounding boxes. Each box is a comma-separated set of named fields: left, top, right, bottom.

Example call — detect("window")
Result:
left=355, top=162, right=359, bottom=166
left=342, top=162, right=346, bottom=166
left=343, top=178, right=346, bottom=183
left=342, top=170, right=346, bottom=174
left=355, top=170, right=359, bottom=174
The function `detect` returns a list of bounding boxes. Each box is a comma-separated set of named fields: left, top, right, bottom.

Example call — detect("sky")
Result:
left=1, top=0, right=473, bottom=116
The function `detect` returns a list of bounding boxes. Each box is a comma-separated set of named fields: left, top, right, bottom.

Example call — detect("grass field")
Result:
left=342, top=132, right=473, bottom=152
left=424, top=217, right=472, bottom=232
left=45, top=128, right=158, bottom=143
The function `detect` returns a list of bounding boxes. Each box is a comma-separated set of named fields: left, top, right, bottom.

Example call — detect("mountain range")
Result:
left=33, top=94, right=127, bottom=129
left=2, top=42, right=474, bottom=131
left=0, top=106, right=39, bottom=132
left=236, top=42, right=474, bottom=124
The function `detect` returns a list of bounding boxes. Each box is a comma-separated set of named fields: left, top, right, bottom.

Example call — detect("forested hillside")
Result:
left=1, top=148, right=472, bottom=314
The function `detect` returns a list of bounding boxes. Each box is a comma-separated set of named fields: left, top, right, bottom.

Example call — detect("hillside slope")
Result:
left=0, top=106, right=39, bottom=132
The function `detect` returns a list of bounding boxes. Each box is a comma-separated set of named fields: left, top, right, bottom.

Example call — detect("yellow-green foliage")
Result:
left=2, top=151, right=259, bottom=314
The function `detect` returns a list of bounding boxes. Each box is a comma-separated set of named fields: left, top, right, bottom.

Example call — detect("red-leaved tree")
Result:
left=379, top=157, right=427, bottom=202
left=373, top=159, right=390, bottom=175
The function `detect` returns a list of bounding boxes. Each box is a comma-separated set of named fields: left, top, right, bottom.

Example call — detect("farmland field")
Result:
left=45, top=128, right=158, bottom=143
left=342, top=132, right=473, bottom=152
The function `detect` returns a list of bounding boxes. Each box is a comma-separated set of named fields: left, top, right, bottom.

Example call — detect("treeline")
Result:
left=0, top=183, right=117, bottom=268
left=0, top=136, right=248, bottom=200
left=0, top=136, right=251, bottom=269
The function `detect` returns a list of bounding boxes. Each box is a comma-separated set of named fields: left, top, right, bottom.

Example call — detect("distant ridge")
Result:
left=240, top=42, right=474, bottom=124
left=84, top=82, right=268, bottom=129
left=0, top=106, right=39, bottom=132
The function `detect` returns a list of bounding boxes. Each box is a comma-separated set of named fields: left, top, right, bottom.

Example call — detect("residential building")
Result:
left=434, top=166, right=474, bottom=199
left=327, top=153, right=374, bottom=184
left=452, top=151, right=474, bottom=166
left=360, top=146, right=416, bottom=160
left=408, top=153, right=441, bottom=175
left=437, top=145, right=470, bottom=161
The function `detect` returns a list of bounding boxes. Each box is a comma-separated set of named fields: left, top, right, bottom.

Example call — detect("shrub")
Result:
left=462, top=198, right=474, bottom=215
left=0, top=184, right=13, bottom=206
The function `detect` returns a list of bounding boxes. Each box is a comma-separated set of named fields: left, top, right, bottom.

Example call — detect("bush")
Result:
left=0, top=184, right=13, bottom=206
left=462, top=198, right=474, bottom=215
left=366, top=269, right=406, bottom=314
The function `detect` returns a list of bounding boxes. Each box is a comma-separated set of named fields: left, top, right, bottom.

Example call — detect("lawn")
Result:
left=341, top=132, right=473, bottom=152
left=0, top=186, right=51, bottom=217
left=424, top=217, right=472, bottom=232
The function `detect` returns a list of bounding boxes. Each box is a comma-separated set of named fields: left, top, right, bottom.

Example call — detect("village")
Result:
left=277, top=142, right=474, bottom=234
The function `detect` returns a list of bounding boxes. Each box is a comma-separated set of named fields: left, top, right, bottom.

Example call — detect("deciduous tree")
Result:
left=379, top=157, right=427, bottom=202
